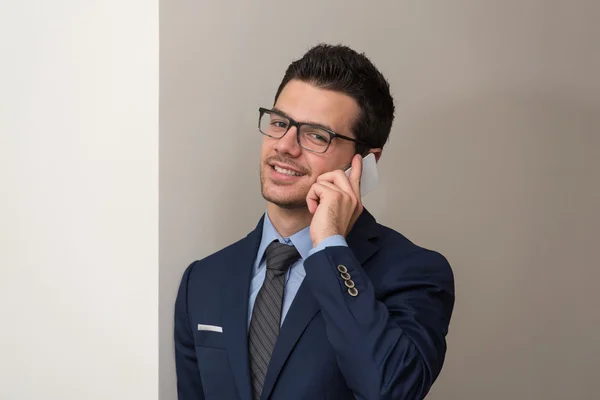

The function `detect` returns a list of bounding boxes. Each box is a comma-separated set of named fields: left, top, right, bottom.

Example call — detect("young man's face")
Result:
left=260, top=79, right=360, bottom=209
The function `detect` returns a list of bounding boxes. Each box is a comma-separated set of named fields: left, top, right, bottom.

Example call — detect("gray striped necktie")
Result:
left=248, top=240, right=300, bottom=400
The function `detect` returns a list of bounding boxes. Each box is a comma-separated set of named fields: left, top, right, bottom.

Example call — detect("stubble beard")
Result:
left=260, top=166, right=308, bottom=210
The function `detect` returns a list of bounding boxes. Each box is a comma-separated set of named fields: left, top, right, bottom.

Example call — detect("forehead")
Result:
left=274, top=80, right=359, bottom=135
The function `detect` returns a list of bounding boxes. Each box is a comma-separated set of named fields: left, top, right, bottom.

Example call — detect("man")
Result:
left=174, top=44, right=455, bottom=400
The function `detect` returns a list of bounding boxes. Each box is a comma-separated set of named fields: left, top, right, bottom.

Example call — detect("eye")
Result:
left=270, top=119, right=289, bottom=129
left=307, top=132, right=329, bottom=143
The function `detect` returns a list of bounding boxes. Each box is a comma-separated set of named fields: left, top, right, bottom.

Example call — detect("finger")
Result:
left=306, top=186, right=318, bottom=214
left=348, top=154, right=363, bottom=198
left=316, top=180, right=345, bottom=194
left=306, top=193, right=317, bottom=214
left=307, top=182, right=341, bottom=206
left=316, top=170, right=354, bottom=195
left=306, top=183, right=329, bottom=214
left=316, top=180, right=356, bottom=212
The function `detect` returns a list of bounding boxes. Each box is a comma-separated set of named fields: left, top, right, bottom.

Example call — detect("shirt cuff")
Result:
left=308, top=235, right=348, bottom=257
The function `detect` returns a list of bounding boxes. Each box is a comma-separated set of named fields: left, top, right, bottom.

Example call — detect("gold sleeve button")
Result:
left=340, top=272, right=351, bottom=280
left=348, top=287, right=358, bottom=297
left=337, top=265, right=348, bottom=273
left=344, top=279, right=355, bottom=288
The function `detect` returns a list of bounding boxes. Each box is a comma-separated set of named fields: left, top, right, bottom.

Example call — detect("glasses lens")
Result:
left=299, top=125, right=331, bottom=153
left=259, top=111, right=289, bottom=138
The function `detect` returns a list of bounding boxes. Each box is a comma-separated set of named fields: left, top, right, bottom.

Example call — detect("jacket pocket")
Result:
left=194, top=329, right=225, bottom=349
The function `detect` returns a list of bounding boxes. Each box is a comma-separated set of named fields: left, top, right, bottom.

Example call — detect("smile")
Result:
left=272, top=165, right=304, bottom=176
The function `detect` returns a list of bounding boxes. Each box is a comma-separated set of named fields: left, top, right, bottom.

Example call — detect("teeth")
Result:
left=274, top=165, right=302, bottom=176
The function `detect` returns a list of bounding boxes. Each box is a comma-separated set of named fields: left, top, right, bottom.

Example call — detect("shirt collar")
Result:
left=256, top=211, right=313, bottom=265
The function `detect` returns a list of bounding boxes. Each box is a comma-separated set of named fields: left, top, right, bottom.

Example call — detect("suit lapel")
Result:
left=221, top=217, right=264, bottom=400
left=259, top=209, right=381, bottom=399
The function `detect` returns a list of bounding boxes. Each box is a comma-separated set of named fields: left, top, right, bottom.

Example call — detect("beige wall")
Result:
left=160, top=1, right=599, bottom=399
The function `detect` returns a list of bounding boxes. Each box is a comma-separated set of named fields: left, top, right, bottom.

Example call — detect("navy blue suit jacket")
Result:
left=174, top=210, right=455, bottom=399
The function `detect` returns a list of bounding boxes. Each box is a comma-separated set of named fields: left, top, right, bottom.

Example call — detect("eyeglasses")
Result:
left=258, top=107, right=367, bottom=154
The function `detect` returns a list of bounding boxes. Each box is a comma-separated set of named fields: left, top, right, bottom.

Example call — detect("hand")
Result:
left=306, top=154, right=364, bottom=247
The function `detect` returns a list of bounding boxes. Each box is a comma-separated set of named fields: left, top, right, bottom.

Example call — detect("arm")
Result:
left=174, top=263, right=205, bottom=400
left=305, top=239, right=455, bottom=400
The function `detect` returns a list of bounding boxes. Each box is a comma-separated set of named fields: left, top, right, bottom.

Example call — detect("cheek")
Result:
left=307, top=155, right=342, bottom=178
left=260, top=137, right=279, bottom=159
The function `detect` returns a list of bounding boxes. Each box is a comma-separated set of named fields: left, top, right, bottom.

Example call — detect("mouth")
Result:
left=272, top=165, right=303, bottom=176
left=267, top=162, right=306, bottom=180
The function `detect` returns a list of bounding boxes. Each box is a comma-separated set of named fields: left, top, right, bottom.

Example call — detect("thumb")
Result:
left=349, top=154, right=363, bottom=195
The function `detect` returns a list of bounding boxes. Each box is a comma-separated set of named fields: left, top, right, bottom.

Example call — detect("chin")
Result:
left=259, top=163, right=312, bottom=209
left=261, top=185, right=307, bottom=209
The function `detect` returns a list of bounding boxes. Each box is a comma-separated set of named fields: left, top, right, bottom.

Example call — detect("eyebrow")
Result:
left=272, top=107, right=337, bottom=133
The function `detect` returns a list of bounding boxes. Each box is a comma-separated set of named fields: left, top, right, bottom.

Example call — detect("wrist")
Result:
left=309, top=234, right=348, bottom=257
left=312, top=233, right=346, bottom=249
left=312, top=231, right=339, bottom=248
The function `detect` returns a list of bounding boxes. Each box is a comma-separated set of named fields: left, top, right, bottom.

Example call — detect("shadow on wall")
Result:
left=208, top=132, right=264, bottom=242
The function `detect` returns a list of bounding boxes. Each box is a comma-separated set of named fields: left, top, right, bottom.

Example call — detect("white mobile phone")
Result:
left=344, top=152, right=379, bottom=197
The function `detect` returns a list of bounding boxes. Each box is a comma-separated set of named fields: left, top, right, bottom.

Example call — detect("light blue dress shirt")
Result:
left=247, top=212, right=348, bottom=328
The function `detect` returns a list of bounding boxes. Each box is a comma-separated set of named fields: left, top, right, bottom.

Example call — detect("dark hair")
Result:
left=274, top=43, right=395, bottom=154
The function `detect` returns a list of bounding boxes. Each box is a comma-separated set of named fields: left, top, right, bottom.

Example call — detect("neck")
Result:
left=266, top=202, right=312, bottom=238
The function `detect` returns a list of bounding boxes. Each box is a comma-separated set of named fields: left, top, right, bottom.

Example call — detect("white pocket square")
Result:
left=197, top=324, right=223, bottom=333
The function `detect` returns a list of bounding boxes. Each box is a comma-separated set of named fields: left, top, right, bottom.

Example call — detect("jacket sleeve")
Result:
left=174, top=262, right=205, bottom=400
left=303, top=245, right=455, bottom=400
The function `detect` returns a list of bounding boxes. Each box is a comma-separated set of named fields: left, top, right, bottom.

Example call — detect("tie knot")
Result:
left=265, top=240, right=300, bottom=272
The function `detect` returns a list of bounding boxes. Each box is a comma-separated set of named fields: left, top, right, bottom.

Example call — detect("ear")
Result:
left=369, top=148, right=382, bottom=162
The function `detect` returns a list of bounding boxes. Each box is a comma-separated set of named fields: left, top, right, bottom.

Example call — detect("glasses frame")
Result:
left=258, top=107, right=368, bottom=154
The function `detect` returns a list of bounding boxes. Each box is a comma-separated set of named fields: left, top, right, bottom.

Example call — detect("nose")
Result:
left=273, top=126, right=302, bottom=157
